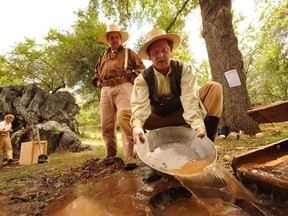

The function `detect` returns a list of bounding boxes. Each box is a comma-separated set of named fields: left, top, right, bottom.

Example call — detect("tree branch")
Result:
left=166, top=0, right=191, bottom=32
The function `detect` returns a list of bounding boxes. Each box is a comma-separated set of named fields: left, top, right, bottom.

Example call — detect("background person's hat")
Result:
left=138, top=29, right=181, bottom=60
left=98, top=24, right=129, bottom=45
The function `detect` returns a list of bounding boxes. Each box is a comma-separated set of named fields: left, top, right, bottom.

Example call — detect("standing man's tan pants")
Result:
left=100, top=82, right=135, bottom=157
left=0, top=134, right=13, bottom=160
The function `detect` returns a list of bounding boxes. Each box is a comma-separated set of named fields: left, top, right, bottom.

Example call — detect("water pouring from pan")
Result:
left=137, top=126, right=266, bottom=215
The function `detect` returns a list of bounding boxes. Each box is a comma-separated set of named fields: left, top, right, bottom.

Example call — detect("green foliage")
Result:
left=2, top=6, right=105, bottom=112
left=76, top=101, right=101, bottom=126
left=93, top=0, right=198, bottom=61
left=0, top=54, right=21, bottom=85
left=252, top=2, right=288, bottom=102
left=239, top=1, right=288, bottom=104
left=1, top=0, right=199, bottom=106
left=196, top=59, right=211, bottom=86
left=1, top=0, right=287, bottom=113
left=6, top=38, right=68, bottom=93
left=44, top=8, right=105, bottom=100
left=52, top=128, right=61, bottom=136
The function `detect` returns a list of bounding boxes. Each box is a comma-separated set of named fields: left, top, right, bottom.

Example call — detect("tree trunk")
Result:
left=199, top=0, right=260, bottom=135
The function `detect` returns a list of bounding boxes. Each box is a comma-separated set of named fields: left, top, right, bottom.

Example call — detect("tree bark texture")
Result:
left=198, top=0, right=260, bottom=135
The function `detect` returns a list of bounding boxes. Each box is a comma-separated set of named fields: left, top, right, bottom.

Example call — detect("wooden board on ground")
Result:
left=19, top=141, right=48, bottom=165
left=232, top=138, right=288, bottom=197
left=247, top=100, right=288, bottom=123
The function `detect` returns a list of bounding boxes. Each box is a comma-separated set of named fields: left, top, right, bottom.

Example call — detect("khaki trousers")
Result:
left=144, top=81, right=223, bottom=130
left=100, top=82, right=135, bottom=157
left=0, top=134, right=13, bottom=160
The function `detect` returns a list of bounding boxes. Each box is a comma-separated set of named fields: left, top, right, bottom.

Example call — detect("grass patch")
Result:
left=217, top=121, right=288, bottom=147
left=1, top=182, right=19, bottom=190
left=0, top=140, right=124, bottom=190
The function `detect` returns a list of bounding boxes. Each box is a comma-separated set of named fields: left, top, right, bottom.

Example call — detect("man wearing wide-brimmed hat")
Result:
left=132, top=28, right=223, bottom=146
left=92, top=24, right=145, bottom=169
left=0, top=114, right=18, bottom=165
left=123, top=28, right=223, bottom=181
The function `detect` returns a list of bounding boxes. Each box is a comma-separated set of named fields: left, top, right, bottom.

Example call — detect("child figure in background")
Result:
left=0, top=114, right=17, bottom=164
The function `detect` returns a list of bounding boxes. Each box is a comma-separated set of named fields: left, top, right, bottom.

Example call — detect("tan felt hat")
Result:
left=98, top=24, right=129, bottom=45
left=138, top=28, right=181, bottom=60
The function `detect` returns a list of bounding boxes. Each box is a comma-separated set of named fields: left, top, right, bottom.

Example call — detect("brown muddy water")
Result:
left=46, top=161, right=287, bottom=216
left=164, top=162, right=260, bottom=216
left=46, top=168, right=157, bottom=216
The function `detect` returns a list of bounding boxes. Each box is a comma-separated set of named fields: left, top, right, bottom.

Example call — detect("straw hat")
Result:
left=138, top=29, right=181, bottom=60
left=98, top=24, right=129, bottom=45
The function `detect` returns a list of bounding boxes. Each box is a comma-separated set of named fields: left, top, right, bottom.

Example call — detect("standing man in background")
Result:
left=92, top=24, right=146, bottom=169
left=0, top=114, right=17, bottom=165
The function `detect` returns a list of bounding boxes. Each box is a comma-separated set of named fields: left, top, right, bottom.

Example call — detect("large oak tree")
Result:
left=199, top=0, right=260, bottom=134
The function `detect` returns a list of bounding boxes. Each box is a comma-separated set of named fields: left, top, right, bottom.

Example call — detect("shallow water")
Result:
left=165, top=161, right=261, bottom=215
left=46, top=171, right=155, bottom=216
left=46, top=161, right=287, bottom=216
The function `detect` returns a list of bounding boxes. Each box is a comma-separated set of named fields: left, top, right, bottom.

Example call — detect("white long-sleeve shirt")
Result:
left=130, top=61, right=206, bottom=130
left=0, top=120, right=11, bottom=130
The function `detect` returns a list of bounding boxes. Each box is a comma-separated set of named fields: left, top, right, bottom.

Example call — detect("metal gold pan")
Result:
left=136, top=126, right=217, bottom=175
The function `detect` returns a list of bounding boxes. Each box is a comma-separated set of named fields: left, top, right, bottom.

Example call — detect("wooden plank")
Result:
left=19, top=141, right=48, bottom=165
left=232, top=138, right=288, bottom=196
left=19, top=141, right=33, bottom=165
left=247, top=100, right=288, bottom=123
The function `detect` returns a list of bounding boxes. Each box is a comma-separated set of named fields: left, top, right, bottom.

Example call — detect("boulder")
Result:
left=0, top=84, right=81, bottom=154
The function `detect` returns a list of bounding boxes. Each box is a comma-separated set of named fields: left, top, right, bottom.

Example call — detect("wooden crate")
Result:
left=19, top=141, right=48, bottom=165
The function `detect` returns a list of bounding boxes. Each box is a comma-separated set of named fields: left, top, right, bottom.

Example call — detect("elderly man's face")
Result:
left=107, top=32, right=122, bottom=50
left=148, top=39, right=172, bottom=74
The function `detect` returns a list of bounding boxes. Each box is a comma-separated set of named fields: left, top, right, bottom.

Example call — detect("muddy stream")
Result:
left=45, top=156, right=287, bottom=216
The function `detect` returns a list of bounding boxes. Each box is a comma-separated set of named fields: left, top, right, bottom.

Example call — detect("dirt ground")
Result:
left=0, top=133, right=287, bottom=216
left=0, top=156, right=129, bottom=216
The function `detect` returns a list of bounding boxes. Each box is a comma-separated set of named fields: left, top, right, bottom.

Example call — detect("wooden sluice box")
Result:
left=247, top=100, right=288, bottom=123
left=232, top=138, right=288, bottom=198
left=19, top=140, right=48, bottom=165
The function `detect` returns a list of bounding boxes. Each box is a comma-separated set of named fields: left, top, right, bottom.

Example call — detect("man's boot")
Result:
left=204, top=115, right=220, bottom=142
left=7, top=158, right=18, bottom=165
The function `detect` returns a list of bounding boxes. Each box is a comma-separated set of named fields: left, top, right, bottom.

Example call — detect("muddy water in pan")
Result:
left=163, top=161, right=265, bottom=216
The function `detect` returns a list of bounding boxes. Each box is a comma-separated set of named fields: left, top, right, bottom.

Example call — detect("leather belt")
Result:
left=0, top=133, right=8, bottom=137
left=101, top=77, right=130, bottom=87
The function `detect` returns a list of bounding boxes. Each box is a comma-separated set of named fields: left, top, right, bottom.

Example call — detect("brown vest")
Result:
left=142, top=60, right=183, bottom=116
